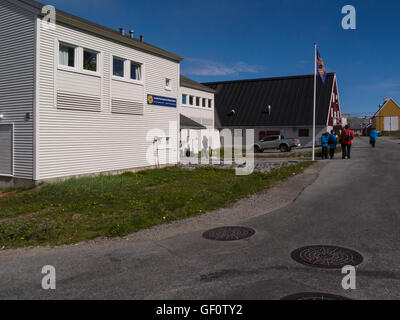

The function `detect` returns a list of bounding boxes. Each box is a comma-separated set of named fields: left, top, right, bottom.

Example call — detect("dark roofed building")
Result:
left=203, top=73, right=342, bottom=147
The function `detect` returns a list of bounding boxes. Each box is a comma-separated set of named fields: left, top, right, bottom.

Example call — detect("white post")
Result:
left=312, top=43, right=317, bottom=161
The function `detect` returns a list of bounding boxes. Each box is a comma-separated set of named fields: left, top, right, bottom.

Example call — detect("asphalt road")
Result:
left=0, top=137, right=399, bottom=300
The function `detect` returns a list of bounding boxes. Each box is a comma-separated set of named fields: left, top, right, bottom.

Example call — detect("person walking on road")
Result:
left=328, top=130, right=337, bottom=159
left=370, top=128, right=379, bottom=148
left=321, top=132, right=329, bottom=160
left=340, top=125, right=355, bottom=159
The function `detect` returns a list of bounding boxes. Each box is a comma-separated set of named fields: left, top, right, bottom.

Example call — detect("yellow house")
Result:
left=373, top=98, right=400, bottom=132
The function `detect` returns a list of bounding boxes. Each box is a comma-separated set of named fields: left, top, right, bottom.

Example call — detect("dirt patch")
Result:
left=0, top=186, right=41, bottom=200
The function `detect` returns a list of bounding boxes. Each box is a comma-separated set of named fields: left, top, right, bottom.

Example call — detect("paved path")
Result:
left=0, top=137, right=399, bottom=300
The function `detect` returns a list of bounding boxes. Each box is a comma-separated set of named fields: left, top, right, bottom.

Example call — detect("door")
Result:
left=391, top=116, right=399, bottom=131
left=384, top=116, right=399, bottom=131
left=0, top=124, right=13, bottom=176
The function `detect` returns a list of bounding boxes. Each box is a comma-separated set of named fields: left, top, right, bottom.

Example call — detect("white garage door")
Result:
left=0, top=124, right=13, bottom=176
left=384, top=117, right=399, bottom=131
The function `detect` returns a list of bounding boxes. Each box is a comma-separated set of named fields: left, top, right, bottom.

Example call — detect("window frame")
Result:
left=57, top=41, right=103, bottom=78
left=58, top=42, right=78, bottom=71
left=130, top=61, right=142, bottom=81
left=111, top=56, right=144, bottom=85
left=182, top=94, right=187, bottom=105
left=112, top=56, right=125, bottom=78
left=165, top=78, right=172, bottom=91
left=82, top=48, right=100, bottom=75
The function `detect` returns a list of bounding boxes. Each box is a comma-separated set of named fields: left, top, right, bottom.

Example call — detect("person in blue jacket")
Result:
left=328, top=130, right=338, bottom=159
left=321, top=132, right=329, bottom=160
left=370, top=128, right=379, bottom=148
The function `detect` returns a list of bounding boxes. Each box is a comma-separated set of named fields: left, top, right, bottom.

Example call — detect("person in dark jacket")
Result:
left=370, top=128, right=379, bottom=148
left=328, top=130, right=337, bottom=159
left=340, top=125, right=355, bottom=159
left=321, top=132, right=329, bottom=160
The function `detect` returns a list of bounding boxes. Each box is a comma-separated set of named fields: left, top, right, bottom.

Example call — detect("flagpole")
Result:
left=312, top=42, right=317, bottom=161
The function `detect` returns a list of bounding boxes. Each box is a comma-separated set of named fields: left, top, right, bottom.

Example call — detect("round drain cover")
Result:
left=281, top=292, right=351, bottom=300
left=203, top=226, right=255, bottom=241
left=291, top=245, right=363, bottom=269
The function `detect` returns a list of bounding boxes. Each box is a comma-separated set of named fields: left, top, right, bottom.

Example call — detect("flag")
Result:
left=316, top=50, right=327, bottom=83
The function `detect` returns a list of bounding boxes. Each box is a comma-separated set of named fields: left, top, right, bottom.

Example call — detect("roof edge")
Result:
left=180, top=75, right=216, bottom=94
left=203, top=72, right=336, bottom=86
left=19, top=0, right=184, bottom=63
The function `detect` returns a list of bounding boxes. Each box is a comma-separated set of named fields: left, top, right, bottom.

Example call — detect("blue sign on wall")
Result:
left=147, top=95, right=177, bottom=108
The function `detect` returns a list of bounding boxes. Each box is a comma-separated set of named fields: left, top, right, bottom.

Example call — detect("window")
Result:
left=182, top=94, right=187, bottom=105
left=113, top=57, right=124, bottom=77
left=264, top=136, right=279, bottom=142
left=165, top=78, right=172, bottom=90
left=130, top=62, right=141, bottom=80
left=189, top=96, right=194, bottom=106
left=196, top=97, right=200, bottom=106
left=208, top=99, right=212, bottom=108
left=202, top=98, right=206, bottom=108
left=83, top=49, right=98, bottom=72
left=299, top=129, right=310, bottom=137
left=59, top=43, right=76, bottom=68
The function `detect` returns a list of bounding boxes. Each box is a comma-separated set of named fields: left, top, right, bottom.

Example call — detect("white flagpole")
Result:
left=312, top=42, right=317, bottom=161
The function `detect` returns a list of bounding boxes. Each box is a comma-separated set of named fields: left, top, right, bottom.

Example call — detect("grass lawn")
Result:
left=0, top=162, right=313, bottom=249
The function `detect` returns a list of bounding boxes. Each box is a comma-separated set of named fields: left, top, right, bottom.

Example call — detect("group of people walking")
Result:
left=320, top=125, right=379, bottom=160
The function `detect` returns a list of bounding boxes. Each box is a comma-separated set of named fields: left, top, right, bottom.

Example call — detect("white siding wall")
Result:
left=37, top=21, right=179, bottom=180
left=179, top=87, right=214, bottom=129
left=0, top=0, right=35, bottom=179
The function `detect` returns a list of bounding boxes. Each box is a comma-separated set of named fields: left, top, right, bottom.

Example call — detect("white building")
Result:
left=0, top=0, right=215, bottom=187
left=178, top=75, right=218, bottom=157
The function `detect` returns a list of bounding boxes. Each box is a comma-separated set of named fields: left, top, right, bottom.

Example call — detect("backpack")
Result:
left=344, top=130, right=353, bottom=142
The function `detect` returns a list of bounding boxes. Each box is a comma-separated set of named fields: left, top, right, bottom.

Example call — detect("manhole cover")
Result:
left=291, top=245, right=363, bottom=269
left=203, top=227, right=255, bottom=241
left=281, top=292, right=351, bottom=300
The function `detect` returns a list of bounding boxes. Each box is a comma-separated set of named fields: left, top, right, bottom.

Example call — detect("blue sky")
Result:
left=48, top=0, right=400, bottom=115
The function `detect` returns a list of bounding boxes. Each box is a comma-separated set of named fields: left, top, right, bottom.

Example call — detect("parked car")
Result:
left=254, top=135, right=301, bottom=153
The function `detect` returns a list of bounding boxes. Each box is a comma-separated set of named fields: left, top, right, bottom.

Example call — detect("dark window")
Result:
left=131, top=62, right=141, bottom=80
left=113, top=57, right=124, bottom=77
left=299, top=129, right=310, bottom=137
left=266, top=131, right=280, bottom=136
left=196, top=97, right=200, bottom=106
left=83, top=50, right=97, bottom=72
left=208, top=99, right=212, bottom=108
left=202, top=98, right=206, bottom=108
left=189, top=96, right=194, bottom=105
left=59, top=44, right=75, bottom=67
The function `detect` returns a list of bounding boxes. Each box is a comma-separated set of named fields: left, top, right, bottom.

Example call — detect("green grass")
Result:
left=0, top=163, right=313, bottom=249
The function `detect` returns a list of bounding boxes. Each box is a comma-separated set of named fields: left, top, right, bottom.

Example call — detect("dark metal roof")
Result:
left=180, top=114, right=206, bottom=130
left=180, top=75, right=216, bottom=93
left=203, top=73, right=335, bottom=128
left=19, top=0, right=183, bottom=62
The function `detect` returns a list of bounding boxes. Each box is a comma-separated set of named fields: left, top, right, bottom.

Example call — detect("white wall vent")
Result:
left=57, top=92, right=101, bottom=112
left=111, top=99, right=144, bottom=115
